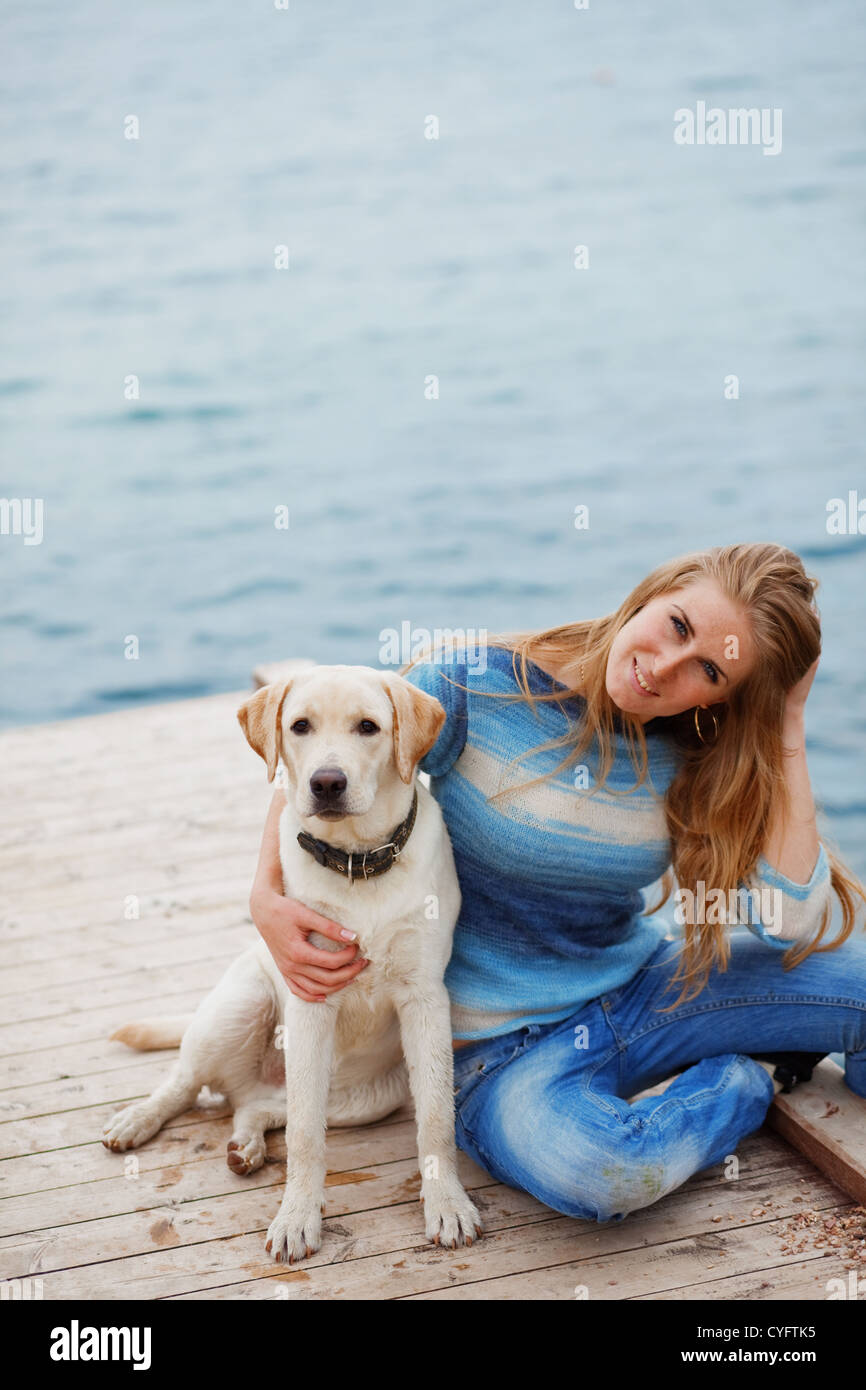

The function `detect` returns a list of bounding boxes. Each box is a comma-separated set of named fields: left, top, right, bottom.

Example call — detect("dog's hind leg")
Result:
left=104, top=946, right=280, bottom=1155
left=102, top=1062, right=202, bottom=1152
left=226, top=1095, right=286, bottom=1175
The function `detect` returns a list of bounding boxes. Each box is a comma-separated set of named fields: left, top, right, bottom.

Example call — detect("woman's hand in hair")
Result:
left=785, top=656, right=819, bottom=720
left=764, top=656, right=821, bottom=885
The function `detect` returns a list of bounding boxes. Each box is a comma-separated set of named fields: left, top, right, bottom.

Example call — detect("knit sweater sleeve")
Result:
left=737, top=842, right=832, bottom=949
left=401, top=653, right=470, bottom=778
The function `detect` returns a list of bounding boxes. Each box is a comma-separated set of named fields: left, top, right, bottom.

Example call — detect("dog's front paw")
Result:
left=101, top=1102, right=162, bottom=1151
left=422, top=1176, right=483, bottom=1250
left=265, top=1192, right=323, bottom=1264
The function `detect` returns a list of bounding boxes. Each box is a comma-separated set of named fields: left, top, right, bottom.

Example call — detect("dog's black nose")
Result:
left=310, top=767, right=347, bottom=801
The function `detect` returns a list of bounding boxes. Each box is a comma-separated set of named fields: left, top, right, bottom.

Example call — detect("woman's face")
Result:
left=605, top=578, right=757, bottom=723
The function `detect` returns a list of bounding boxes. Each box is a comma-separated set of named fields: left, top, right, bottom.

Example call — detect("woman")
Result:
left=249, top=543, right=866, bottom=1224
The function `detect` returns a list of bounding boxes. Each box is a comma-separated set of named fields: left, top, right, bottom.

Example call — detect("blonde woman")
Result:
left=249, top=543, right=866, bottom=1223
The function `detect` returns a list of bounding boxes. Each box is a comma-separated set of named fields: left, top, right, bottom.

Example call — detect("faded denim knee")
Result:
left=532, top=1122, right=677, bottom=1223
left=459, top=1079, right=678, bottom=1223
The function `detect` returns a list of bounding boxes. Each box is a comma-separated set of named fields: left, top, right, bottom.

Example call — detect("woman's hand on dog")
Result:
left=251, top=884, right=370, bottom=1003
left=250, top=788, right=369, bottom=1001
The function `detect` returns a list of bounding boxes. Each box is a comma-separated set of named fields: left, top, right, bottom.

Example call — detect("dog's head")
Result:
left=237, top=665, right=446, bottom=822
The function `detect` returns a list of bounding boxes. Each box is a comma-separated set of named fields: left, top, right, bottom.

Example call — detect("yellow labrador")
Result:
left=102, top=665, right=482, bottom=1263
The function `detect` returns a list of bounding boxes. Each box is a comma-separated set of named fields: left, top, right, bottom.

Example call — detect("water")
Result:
left=2, top=0, right=865, bottom=867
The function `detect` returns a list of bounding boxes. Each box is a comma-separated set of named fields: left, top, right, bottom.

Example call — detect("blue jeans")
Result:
left=452, top=929, right=866, bottom=1222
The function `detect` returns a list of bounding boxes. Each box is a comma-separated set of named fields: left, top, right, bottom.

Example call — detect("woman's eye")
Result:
left=358, top=720, right=379, bottom=735
left=290, top=719, right=310, bottom=734
left=671, top=614, right=717, bottom=682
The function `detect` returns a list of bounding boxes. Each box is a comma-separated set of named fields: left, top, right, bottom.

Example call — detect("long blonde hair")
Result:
left=400, top=543, right=866, bottom=1008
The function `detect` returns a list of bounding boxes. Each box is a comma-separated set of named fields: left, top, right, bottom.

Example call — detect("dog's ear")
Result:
left=237, top=680, right=293, bottom=783
left=380, top=675, right=447, bottom=784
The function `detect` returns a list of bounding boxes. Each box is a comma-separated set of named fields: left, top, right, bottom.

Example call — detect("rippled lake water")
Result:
left=2, top=0, right=865, bottom=866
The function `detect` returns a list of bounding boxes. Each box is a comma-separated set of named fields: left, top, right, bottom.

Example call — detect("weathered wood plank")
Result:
left=0, top=692, right=251, bottom=770
left=0, top=757, right=263, bottom=822
left=0, top=919, right=253, bottom=993
left=0, top=982, right=235, bottom=1054
left=0, top=880, right=256, bottom=947
left=0, top=788, right=266, bottom=849
left=0, top=1085, right=232, bottom=1156
left=0, top=1145, right=834, bottom=1301
left=0, top=1124, right=430, bottom=1228
left=0, top=1110, right=416, bottom=1198
left=398, top=1214, right=851, bottom=1302
left=0, top=1179, right=525, bottom=1299
left=0, top=1149, right=494, bottom=1276
left=0, top=1134, right=835, bottom=1294
left=1, top=833, right=268, bottom=899
left=168, top=1169, right=847, bottom=1302
left=633, top=1258, right=850, bottom=1300
left=0, top=856, right=263, bottom=917
left=0, top=991, right=207, bottom=1086
left=767, top=1058, right=866, bottom=1206
left=0, top=940, right=253, bottom=1025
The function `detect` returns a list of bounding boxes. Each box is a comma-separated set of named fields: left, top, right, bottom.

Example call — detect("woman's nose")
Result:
left=652, top=652, right=678, bottom=682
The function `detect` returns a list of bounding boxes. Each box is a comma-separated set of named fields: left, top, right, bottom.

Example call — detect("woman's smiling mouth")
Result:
left=632, top=656, right=660, bottom=697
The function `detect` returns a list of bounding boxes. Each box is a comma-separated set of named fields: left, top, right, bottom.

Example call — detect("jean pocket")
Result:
left=452, top=1027, right=528, bottom=1094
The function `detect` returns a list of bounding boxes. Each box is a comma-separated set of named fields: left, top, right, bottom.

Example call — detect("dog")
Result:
left=102, top=664, right=483, bottom=1263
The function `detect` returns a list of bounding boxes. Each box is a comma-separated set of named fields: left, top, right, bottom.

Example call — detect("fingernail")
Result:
left=340, top=928, right=357, bottom=940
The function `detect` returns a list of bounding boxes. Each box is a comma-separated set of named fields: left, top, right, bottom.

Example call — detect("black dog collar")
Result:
left=297, top=788, right=418, bottom=885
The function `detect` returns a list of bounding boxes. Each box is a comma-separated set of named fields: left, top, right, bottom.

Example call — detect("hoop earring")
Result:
left=694, top=705, right=720, bottom=744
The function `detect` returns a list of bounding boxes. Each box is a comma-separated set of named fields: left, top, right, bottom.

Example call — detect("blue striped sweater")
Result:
left=404, top=644, right=831, bottom=1040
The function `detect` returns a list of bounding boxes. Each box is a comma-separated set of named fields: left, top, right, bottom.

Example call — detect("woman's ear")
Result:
left=237, top=680, right=293, bottom=782
left=380, top=674, right=446, bottom=784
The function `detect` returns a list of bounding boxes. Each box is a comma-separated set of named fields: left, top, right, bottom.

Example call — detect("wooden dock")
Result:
left=1, top=672, right=864, bottom=1301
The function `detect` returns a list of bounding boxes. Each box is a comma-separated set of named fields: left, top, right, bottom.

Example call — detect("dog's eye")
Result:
left=290, top=719, right=310, bottom=734
left=357, top=720, right=379, bottom=735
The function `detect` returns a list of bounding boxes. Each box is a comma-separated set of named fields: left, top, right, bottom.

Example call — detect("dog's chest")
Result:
left=301, top=921, right=405, bottom=1048
left=335, top=967, right=396, bottom=1047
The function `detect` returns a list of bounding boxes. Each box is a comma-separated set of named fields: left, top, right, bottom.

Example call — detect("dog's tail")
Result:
left=109, top=1016, right=193, bottom=1051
